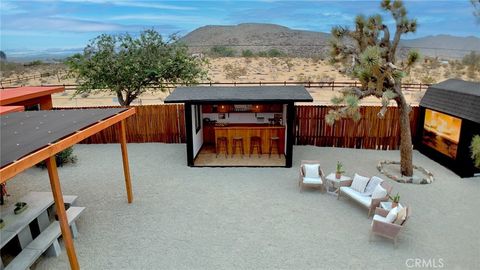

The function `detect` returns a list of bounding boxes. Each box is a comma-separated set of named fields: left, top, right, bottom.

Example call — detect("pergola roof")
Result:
left=164, top=86, right=313, bottom=103
left=1, top=109, right=128, bottom=168
left=420, top=79, right=480, bottom=123
left=0, top=86, right=64, bottom=105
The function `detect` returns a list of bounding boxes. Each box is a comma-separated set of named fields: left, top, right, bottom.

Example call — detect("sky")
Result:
left=1, top=0, right=479, bottom=55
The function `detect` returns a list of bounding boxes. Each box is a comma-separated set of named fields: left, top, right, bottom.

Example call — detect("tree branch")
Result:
left=389, top=25, right=403, bottom=63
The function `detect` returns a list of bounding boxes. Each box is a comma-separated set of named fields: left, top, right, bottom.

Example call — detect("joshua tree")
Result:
left=327, top=0, right=419, bottom=176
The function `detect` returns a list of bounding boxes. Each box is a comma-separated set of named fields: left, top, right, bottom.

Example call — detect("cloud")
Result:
left=113, top=1, right=196, bottom=11
left=107, top=14, right=224, bottom=25
left=0, top=1, right=27, bottom=15
left=1, top=15, right=181, bottom=33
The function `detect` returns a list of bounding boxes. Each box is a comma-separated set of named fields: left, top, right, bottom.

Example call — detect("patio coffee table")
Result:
left=325, top=173, right=352, bottom=196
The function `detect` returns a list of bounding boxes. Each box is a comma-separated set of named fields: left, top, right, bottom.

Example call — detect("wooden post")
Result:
left=45, top=156, right=79, bottom=270
left=118, top=120, right=133, bottom=203
left=184, top=103, right=194, bottom=166
left=285, top=102, right=295, bottom=168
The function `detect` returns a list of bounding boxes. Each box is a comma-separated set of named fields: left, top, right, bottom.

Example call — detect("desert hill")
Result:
left=181, top=23, right=480, bottom=59
left=180, top=23, right=330, bottom=57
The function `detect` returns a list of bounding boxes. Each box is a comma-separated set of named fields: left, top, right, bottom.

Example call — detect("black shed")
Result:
left=416, top=79, right=480, bottom=177
left=164, top=86, right=313, bottom=167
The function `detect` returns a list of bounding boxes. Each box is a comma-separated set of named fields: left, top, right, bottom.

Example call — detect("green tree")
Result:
left=327, top=0, right=419, bottom=176
left=0, top=51, right=6, bottom=61
left=66, top=29, right=207, bottom=106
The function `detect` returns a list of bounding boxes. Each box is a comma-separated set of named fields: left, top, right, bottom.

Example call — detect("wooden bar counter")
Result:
left=214, top=124, right=285, bottom=155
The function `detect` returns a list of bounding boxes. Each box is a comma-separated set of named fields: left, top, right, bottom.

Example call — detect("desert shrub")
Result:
left=223, top=63, right=247, bottom=80
left=420, top=75, right=436, bottom=84
left=311, top=55, right=323, bottom=63
left=24, top=60, right=44, bottom=67
left=284, top=58, right=294, bottom=71
left=241, top=50, right=254, bottom=57
left=467, top=64, right=477, bottom=79
left=210, top=46, right=236, bottom=57
left=36, top=147, right=77, bottom=169
left=257, top=51, right=268, bottom=57
left=462, top=51, right=480, bottom=71
left=267, top=49, right=285, bottom=57
left=0, top=61, right=24, bottom=77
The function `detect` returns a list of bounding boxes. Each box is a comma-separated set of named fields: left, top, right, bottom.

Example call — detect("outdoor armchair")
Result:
left=338, top=177, right=393, bottom=217
left=298, top=160, right=326, bottom=192
left=370, top=206, right=410, bottom=247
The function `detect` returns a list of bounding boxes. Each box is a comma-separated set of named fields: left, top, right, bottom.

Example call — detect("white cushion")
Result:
left=385, top=207, right=399, bottom=223
left=371, top=184, right=387, bottom=199
left=339, top=186, right=371, bottom=207
left=363, top=176, right=383, bottom=196
left=372, top=214, right=389, bottom=224
left=303, top=177, right=323, bottom=184
left=351, top=173, right=370, bottom=193
left=303, top=164, right=320, bottom=178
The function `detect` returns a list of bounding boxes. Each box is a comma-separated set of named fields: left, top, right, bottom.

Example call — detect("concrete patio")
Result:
left=3, top=144, right=479, bottom=269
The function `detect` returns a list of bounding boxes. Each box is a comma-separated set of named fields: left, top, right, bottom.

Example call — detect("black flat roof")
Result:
left=420, top=79, right=480, bottom=123
left=164, top=86, right=313, bottom=103
left=0, top=108, right=127, bottom=168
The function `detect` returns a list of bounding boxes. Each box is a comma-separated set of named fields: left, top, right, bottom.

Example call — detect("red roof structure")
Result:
left=0, top=105, right=24, bottom=115
left=0, top=86, right=64, bottom=105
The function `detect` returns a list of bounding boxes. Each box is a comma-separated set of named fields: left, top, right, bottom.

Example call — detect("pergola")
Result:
left=0, top=107, right=136, bottom=269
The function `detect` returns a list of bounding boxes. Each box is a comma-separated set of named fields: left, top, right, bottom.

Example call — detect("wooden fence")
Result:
left=56, top=105, right=186, bottom=144
left=2, top=81, right=430, bottom=92
left=56, top=104, right=419, bottom=150
left=295, top=106, right=419, bottom=150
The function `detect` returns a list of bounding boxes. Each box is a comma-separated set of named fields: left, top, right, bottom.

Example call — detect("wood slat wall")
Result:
left=55, top=105, right=186, bottom=144
left=295, top=105, right=419, bottom=150
left=54, top=104, right=418, bottom=150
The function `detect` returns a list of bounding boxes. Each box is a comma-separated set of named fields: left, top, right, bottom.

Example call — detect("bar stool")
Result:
left=269, top=136, right=281, bottom=158
left=232, top=136, right=244, bottom=158
left=249, top=136, right=262, bottom=157
left=216, top=137, right=228, bottom=158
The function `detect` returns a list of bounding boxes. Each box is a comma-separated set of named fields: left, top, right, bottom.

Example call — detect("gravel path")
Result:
left=3, top=144, right=479, bottom=270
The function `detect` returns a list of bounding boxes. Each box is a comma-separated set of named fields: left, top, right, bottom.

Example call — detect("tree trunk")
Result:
left=396, top=89, right=414, bottom=177
left=116, top=91, right=126, bottom=106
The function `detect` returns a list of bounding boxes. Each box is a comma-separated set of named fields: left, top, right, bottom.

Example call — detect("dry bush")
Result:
left=223, top=63, right=247, bottom=81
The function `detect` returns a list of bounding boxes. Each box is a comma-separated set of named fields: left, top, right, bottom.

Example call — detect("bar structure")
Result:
left=213, top=124, right=285, bottom=155
left=0, top=108, right=136, bottom=269
left=164, top=86, right=313, bottom=167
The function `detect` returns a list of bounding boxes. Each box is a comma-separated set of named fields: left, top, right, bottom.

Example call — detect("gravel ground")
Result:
left=2, top=144, right=479, bottom=270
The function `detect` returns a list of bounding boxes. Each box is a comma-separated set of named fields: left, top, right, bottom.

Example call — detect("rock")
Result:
left=412, top=175, right=422, bottom=184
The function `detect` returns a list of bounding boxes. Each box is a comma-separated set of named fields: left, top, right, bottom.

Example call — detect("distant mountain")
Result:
left=180, top=23, right=480, bottom=59
left=179, top=23, right=331, bottom=57
left=4, top=48, right=83, bottom=63
left=400, top=35, right=480, bottom=59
